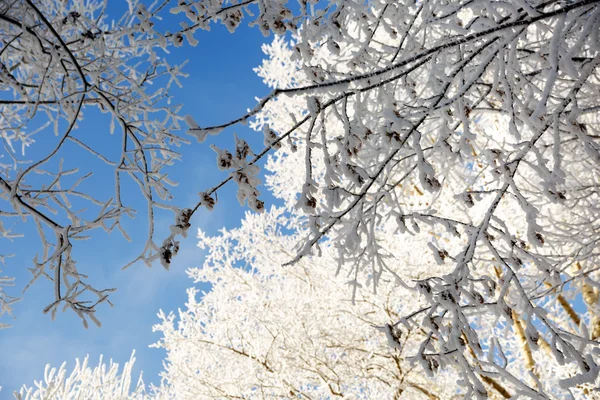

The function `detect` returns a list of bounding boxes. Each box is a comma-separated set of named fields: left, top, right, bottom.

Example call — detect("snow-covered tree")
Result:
left=14, top=351, right=145, bottom=400
left=7, top=0, right=600, bottom=398
left=152, top=204, right=541, bottom=399
left=150, top=205, right=600, bottom=399
left=162, top=0, right=600, bottom=397
left=0, top=0, right=187, bottom=326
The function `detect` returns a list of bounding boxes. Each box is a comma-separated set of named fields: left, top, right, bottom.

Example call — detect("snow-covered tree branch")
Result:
left=14, top=351, right=145, bottom=400
left=5, top=0, right=600, bottom=398
left=0, top=0, right=187, bottom=326
left=163, top=0, right=600, bottom=397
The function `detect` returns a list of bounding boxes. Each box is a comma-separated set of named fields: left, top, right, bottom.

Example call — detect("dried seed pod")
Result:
left=544, top=282, right=581, bottom=326
left=537, top=336, right=552, bottom=355
left=512, top=311, right=535, bottom=372
left=591, top=316, right=600, bottom=340
left=567, top=261, right=583, bottom=277
left=582, top=284, right=599, bottom=306
left=557, top=294, right=581, bottom=326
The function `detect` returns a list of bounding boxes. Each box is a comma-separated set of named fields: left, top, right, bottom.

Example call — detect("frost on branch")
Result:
left=209, top=139, right=265, bottom=213
left=15, top=352, right=146, bottom=400
left=185, top=114, right=223, bottom=143
left=156, top=208, right=193, bottom=270
left=0, top=0, right=188, bottom=324
left=0, top=256, right=18, bottom=329
left=151, top=207, right=464, bottom=399
left=162, top=0, right=600, bottom=396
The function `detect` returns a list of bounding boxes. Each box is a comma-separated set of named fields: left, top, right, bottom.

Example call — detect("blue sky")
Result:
left=0, top=8, right=276, bottom=397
